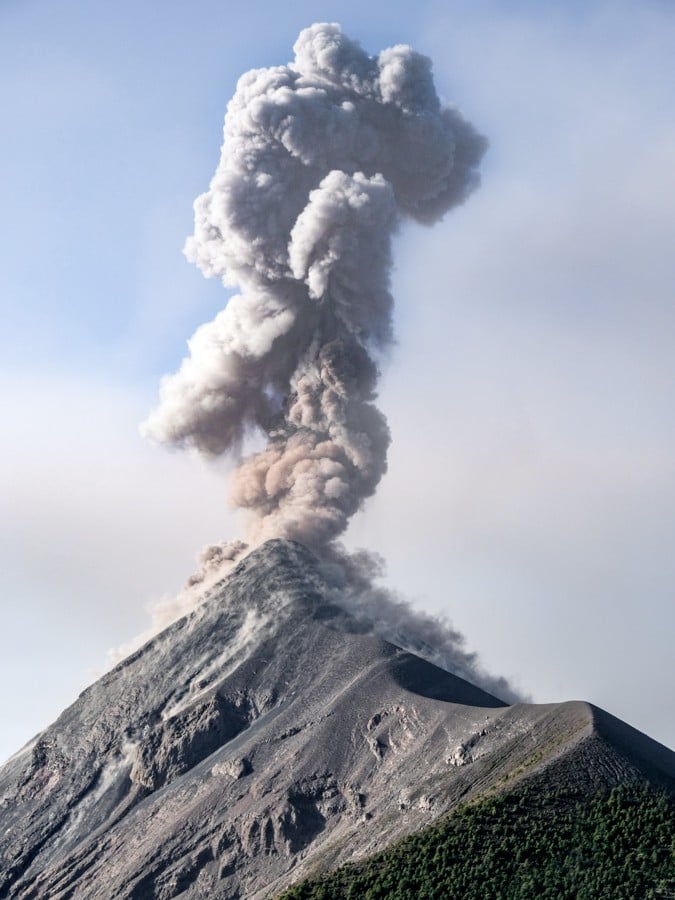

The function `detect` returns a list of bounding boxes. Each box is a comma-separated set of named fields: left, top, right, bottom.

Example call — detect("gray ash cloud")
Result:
left=142, top=22, right=485, bottom=550
left=138, top=24, right=516, bottom=699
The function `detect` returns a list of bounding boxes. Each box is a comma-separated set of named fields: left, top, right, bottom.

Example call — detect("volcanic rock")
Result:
left=1, top=540, right=672, bottom=899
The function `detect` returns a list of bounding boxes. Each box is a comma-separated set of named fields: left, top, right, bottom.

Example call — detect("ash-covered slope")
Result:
left=1, top=541, right=673, bottom=900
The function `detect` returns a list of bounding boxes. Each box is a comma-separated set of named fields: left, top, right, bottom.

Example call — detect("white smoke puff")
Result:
left=142, top=22, right=486, bottom=550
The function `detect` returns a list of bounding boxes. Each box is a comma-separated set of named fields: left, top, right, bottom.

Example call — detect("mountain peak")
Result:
left=1, top=539, right=672, bottom=899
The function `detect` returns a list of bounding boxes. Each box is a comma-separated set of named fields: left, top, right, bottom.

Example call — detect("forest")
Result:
left=280, top=784, right=675, bottom=899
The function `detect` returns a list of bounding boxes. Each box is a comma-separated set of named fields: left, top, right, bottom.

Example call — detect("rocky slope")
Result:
left=1, top=540, right=673, bottom=899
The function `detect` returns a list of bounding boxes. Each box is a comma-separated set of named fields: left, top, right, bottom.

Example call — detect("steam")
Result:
left=142, top=22, right=485, bottom=550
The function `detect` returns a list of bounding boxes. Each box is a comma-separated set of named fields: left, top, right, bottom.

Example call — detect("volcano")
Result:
left=1, top=540, right=673, bottom=899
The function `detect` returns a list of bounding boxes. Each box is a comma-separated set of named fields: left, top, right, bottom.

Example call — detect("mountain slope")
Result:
left=1, top=540, right=673, bottom=899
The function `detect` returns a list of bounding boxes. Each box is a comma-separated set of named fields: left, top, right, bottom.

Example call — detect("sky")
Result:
left=1, top=0, right=674, bottom=762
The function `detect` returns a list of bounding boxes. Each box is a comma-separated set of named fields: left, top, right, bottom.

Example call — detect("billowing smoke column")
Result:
left=142, top=23, right=486, bottom=551
left=135, top=24, right=520, bottom=698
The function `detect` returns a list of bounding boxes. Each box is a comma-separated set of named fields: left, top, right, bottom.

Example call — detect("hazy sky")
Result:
left=2, top=0, right=674, bottom=762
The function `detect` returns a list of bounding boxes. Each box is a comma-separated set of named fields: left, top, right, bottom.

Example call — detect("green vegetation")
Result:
left=279, top=785, right=675, bottom=899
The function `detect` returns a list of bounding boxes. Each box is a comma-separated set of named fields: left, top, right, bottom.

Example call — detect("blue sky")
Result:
left=2, top=0, right=674, bottom=761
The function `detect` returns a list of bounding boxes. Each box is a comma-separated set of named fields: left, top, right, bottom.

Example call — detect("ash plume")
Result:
left=139, top=25, right=519, bottom=699
left=142, top=22, right=485, bottom=550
